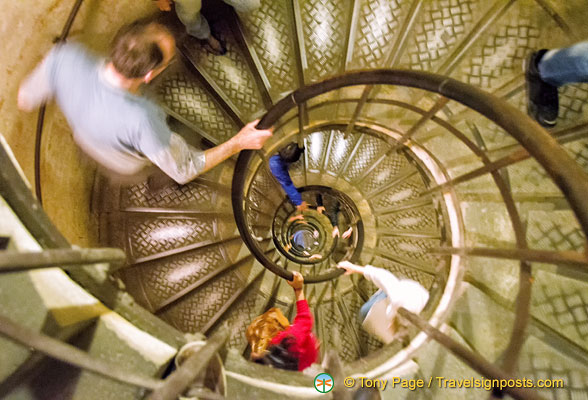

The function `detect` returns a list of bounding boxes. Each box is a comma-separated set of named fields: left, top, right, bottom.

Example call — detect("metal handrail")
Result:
left=0, top=314, right=228, bottom=399
left=0, top=248, right=126, bottom=273
left=33, top=0, right=86, bottom=204
left=1, top=0, right=195, bottom=387
left=147, top=327, right=229, bottom=400
left=0, top=315, right=162, bottom=390
left=231, top=70, right=588, bottom=393
left=398, top=308, right=547, bottom=400
left=232, top=70, right=588, bottom=278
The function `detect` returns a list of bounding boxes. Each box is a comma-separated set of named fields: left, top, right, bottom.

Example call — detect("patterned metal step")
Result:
left=118, top=239, right=244, bottom=313
left=157, top=267, right=253, bottom=334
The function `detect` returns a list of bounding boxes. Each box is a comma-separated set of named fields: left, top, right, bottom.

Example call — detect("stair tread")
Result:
left=119, top=240, right=243, bottom=312
left=151, top=62, right=240, bottom=144
left=413, top=324, right=487, bottom=400
left=181, top=21, right=266, bottom=121
left=531, top=269, right=588, bottom=354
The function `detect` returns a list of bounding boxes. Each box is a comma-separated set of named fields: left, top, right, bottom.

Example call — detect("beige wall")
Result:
left=0, top=0, right=157, bottom=246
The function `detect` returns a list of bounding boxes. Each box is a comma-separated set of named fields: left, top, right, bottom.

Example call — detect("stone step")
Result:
left=6, top=313, right=176, bottom=400
left=180, top=19, right=267, bottom=122
left=156, top=257, right=262, bottom=335
left=411, top=324, right=487, bottom=400
left=118, top=238, right=246, bottom=313
left=0, top=198, right=177, bottom=400
left=526, top=210, right=585, bottom=252
left=530, top=269, right=588, bottom=355
left=518, top=335, right=588, bottom=399
left=223, top=349, right=318, bottom=400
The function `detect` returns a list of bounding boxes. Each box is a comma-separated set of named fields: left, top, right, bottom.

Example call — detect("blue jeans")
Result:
left=358, top=290, right=388, bottom=323
left=174, top=0, right=260, bottom=39
left=539, top=41, right=588, bottom=87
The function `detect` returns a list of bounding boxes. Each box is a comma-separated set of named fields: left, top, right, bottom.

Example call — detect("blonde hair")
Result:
left=246, top=308, right=290, bottom=358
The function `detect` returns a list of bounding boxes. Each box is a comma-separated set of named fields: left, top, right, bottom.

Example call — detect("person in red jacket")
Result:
left=246, top=271, right=318, bottom=371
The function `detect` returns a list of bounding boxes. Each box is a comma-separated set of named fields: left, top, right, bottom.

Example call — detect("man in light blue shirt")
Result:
left=19, top=19, right=272, bottom=184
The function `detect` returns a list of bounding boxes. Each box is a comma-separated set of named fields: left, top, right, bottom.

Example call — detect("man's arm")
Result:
left=363, top=264, right=429, bottom=312
left=150, top=120, right=272, bottom=184
left=18, top=51, right=55, bottom=112
left=202, top=120, right=272, bottom=173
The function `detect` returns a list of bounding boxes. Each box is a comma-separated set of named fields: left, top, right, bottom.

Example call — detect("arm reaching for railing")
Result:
left=337, top=261, right=429, bottom=314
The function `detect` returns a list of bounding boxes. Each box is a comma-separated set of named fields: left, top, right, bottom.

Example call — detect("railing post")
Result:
left=324, top=350, right=353, bottom=400
left=0, top=248, right=126, bottom=273
left=0, top=315, right=161, bottom=390
left=397, top=308, right=547, bottom=400
left=147, top=326, right=229, bottom=400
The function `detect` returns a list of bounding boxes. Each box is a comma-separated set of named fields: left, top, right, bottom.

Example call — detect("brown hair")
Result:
left=246, top=308, right=290, bottom=358
left=110, top=20, right=171, bottom=79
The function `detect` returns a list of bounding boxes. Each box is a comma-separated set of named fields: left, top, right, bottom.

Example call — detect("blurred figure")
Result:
left=336, top=261, right=429, bottom=344
left=316, top=193, right=353, bottom=239
left=18, top=19, right=271, bottom=185
left=155, top=0, right=260, bottom=55
left=526, top=41, right=588, bottom=127
left=246, top=271, right=318, bottom=371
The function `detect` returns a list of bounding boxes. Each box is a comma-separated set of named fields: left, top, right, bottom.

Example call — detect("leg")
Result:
left=174, top=0, right=210, bottom=39
left=326, top=200, right=340, bottom=228
left=525, top=49, right=559, bottom=127
left=175, top=0, right=226, bottom=54
left=539, top=41, right=588, bottom=87
left=222, top=0, right=260, bottom=13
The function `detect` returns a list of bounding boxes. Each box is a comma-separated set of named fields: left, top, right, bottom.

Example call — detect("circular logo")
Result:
left=314, top=372, right=334, bottom=393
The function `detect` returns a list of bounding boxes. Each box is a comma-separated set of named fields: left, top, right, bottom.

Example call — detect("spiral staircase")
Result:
left=2, top=0, right=588, bottom=399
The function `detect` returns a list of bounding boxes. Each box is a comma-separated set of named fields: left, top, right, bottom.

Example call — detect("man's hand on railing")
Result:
left=231, top=119, right=273, bottom=151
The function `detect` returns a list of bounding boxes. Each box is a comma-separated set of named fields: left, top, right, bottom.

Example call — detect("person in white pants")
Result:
left=154, top=0, right=260, bottom=55
left=336, top=261, right=429, bottom=344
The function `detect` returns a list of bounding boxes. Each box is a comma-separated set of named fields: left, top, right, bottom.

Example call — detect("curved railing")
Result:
left=232, top=69, right=588, bottom=397
left=234, top=70, right=588, bottom=280
left=33, top=0, right=85, bottom=204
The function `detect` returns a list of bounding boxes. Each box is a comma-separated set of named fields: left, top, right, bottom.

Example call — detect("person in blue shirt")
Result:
left=269, top=143, right=308, bottom=213
left=269, top=143, right=352, bottom=241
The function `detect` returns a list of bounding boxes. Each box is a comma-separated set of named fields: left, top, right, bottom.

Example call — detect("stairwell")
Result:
left=2, top=0, right=588, bottom=399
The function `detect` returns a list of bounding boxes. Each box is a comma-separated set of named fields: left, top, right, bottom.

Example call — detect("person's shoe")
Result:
left=202, top=32, right=226, bottom=56
left=525, top=49, right=559, bottom=127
